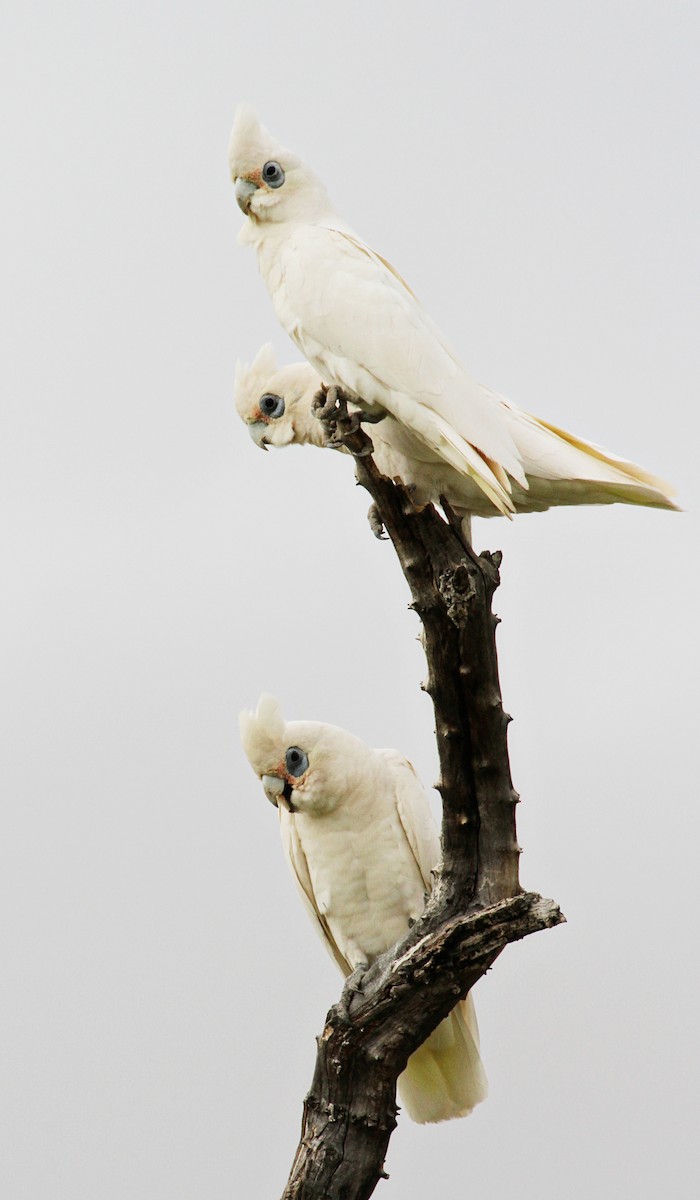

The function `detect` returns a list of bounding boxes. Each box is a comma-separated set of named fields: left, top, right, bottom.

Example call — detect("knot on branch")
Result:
left=438, top=546, right=503, bottom=626
left=439, top=563, right=478, bottom=625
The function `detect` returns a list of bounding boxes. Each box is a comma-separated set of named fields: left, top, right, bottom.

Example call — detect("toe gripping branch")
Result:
left=313, top=386, right=381, bottom=457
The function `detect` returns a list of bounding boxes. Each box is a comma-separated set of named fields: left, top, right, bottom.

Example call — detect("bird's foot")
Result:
left=357, top=407, right=387, bottom=425
left=336, top=963, right=368, bottom=1021
left=367, top=503, right=388, bottom=540
left=313, top=385, right=344, bottom=423
left=313, top=386, right=379, bottom=457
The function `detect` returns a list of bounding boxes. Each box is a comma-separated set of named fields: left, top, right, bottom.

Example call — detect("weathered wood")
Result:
left=285, top=892, right=562, bottom=1200
left=281, top=391, right=564, bottom=1200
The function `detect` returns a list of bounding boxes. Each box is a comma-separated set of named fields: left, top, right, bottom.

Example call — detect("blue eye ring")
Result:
left=262, top=160, right=285, bottom=189
left=285, top=746, right=308, bottom=778
left=259, top=393, right=285, bottom=419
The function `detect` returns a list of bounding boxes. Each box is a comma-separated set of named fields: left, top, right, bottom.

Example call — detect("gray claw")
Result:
left=313, top=385, right=340, bottom=421
left=313, top=385, right=377, bottom=458
left=337, top=963, right=368, bottom=1020
left=367, top=504, right=388, bottom=540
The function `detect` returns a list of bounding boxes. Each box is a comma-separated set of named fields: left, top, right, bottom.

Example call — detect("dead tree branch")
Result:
left=282, top=390, right=565, bottom=1200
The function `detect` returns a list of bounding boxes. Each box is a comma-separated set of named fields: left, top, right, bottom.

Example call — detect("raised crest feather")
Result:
left=239, top=693, right=286, bottom=777
left=234, top=344, right=279, bottom=419
left=228, top=105, right=294, bottom=182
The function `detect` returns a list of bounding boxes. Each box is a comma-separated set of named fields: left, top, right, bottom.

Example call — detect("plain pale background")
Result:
left=2, top=2, right=699, bottom=1196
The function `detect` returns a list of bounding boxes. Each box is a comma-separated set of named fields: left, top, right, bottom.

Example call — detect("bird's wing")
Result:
left=378, top=749, right=441, bottom=894
left=278, top=807, right=351, bottom=976
left=278, top=224, right=525, bottom=510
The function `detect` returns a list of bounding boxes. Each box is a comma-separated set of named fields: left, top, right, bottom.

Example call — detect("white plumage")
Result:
left=235, top=345, right=677, bottom=521
left=228, top=107, right=676, bottom=519
left=239, top=694, right=488, bottom=1124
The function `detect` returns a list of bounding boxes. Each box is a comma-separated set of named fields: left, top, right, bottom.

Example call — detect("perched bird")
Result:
left=235, top=344, right=677, bottom=531
left=228, top=106, right=676, bottom=519
left=240, top=694, right=488, bottom=1124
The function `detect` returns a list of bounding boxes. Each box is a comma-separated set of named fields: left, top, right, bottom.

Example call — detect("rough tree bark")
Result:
left=281, top=391, right=564, bottom=1200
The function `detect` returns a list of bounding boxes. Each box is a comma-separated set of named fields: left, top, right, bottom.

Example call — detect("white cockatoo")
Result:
left=228, top=107, right=676, bottom=520
left=239, top=694, right=488, bottom=1124
left=235, top=344, right=677, bottom=526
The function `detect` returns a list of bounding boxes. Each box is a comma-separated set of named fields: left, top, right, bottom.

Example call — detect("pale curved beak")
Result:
left=235, top=177, right=259, bottom=214
left=248, top=421, right=269, bottom=450
left=262, top=774, right=285, bottom=806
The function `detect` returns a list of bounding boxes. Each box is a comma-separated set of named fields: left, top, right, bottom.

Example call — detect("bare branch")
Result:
left=282, top=392, right=564, bottom=1200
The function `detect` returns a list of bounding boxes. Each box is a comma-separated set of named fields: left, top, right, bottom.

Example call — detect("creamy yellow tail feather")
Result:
left=397, top=996, right=488, bottom=1124
left=519, top=412, right=678, bottom=509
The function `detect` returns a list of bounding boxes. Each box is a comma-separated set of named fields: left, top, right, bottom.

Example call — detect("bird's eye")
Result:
left=259, top=393, right=285, bottom=419
left=285, top=746, right=308, bottom=777
left=262, top=160, right=285, bottom=189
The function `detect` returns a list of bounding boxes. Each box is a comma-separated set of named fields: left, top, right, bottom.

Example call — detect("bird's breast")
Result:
left=294, top=810, right=427, bottom=964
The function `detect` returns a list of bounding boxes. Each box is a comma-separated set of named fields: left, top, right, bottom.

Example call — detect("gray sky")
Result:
left=2, top=2, right=699, bottom=1196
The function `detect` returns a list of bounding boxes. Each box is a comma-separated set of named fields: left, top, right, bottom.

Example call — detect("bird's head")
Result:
left=234, top=344, right=326, bottom=450
left=228, top=105, right=332, bottom=226
left=239, top=694, right=369, bottom=817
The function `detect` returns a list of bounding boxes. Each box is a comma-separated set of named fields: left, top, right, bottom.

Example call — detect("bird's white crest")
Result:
left=234, top=343, right=279, bottom=421
left=239, top=693, right=286, bottom=777
left=228, top=105, right=287, bottom=181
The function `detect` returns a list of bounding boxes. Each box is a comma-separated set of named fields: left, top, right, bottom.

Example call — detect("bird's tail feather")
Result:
left=397, top=995, right=488, bottom=1124
left=511, top=410, right=679, bottom=510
